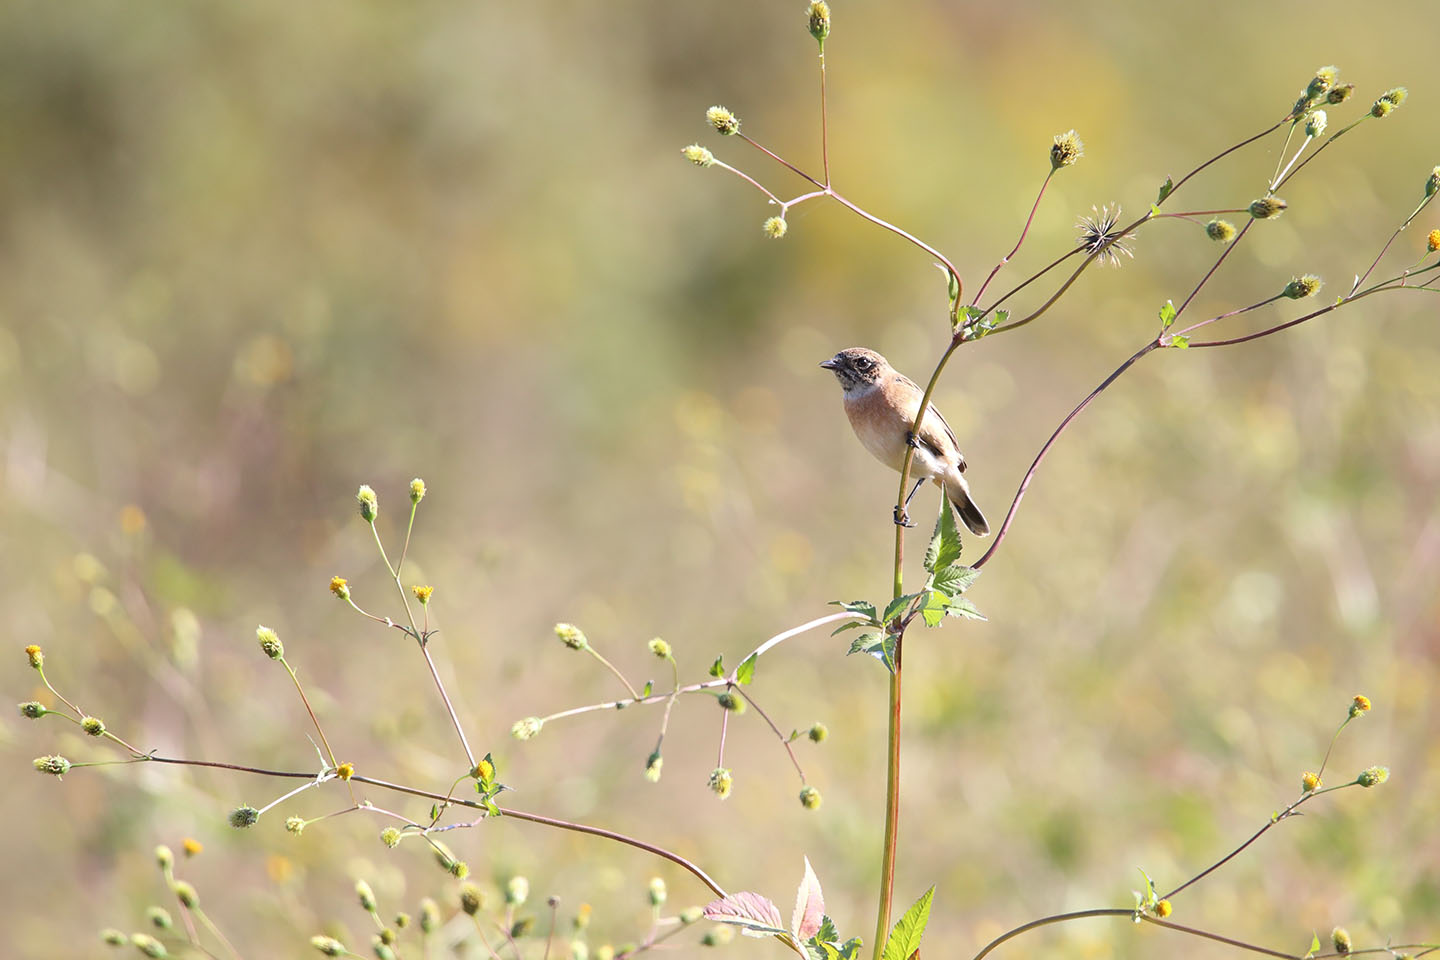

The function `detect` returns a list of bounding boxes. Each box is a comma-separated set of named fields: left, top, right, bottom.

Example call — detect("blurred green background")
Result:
left=3, top=1, right=1438, bottom=957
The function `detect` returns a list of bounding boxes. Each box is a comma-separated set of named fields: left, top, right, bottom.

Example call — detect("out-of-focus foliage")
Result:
left=2, top=1, right=1437, bottom=957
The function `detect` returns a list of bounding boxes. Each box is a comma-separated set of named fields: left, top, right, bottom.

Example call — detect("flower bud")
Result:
left=1332, top=927, right=1352, bottom=954
left=799, top=786, right=823, bottom=810
left=380, top=827, right=401, bottom=848
left=356, top=485, right=379, bottom=522
left=228, top=805, right=259, bottom=829
left=1349, top=694, right=1371, bottom=718
left=18, top=700, right=46, bottom=719
left=716, top=692, right=745, bottom=713
left=1050, top=130, right=1084, bottom=170
left=762, top=216, right=788, bottom=239
left=460, top=882, right=485, bottom=915
left=682, top=144, right=715, bottom=168
left=82, top=715, right=106, bottom=736
left=708, top=767, right=733, bottom=799
left=146, top=907, right=173, bottom=931
left=808, top=723, right=829, bottom=743
left=256, top=625, right=283, bottom=660
left=648, top=637, right=671, bottom=659
left=1304, top=110, right=1327, bottom=137
left=808, top=2, right=831, bottom=43
left=132, top=934, right=168, bottom=958
left=1427, top=166, right=1440, bottom=198
left=100, top=929, right=128, bottom=947
left=706, top=106, right=741, bottom=136
left=555, top=623, right=588, bottom=651
left=1428, top=229, right=1440, bottom=253
left=410, top=478, right=426, bottom=504
left=1248, top=197, right=1287, bottom=220
left=172, top=881, right=198, bottom=909
left=680, top=907, right=703, bottom=924
left=356, top=880, right=377, bottom=913
left=329, top=577, right=350, bottom=600
left=1305, top=66, right=1338, bottom=102
left=648, top=877, right=667, bottom=907
left=311, top=936, right=346, bottom=957
left=33, top=754, right=70, bottom=777
left=155, top=845, right=174, bottom=870
left=644, top=751, right=663, bottom=782
left=507, top=875, right=530, bottom=906
left=1302, top=771, right=1321, bottom=793
left=512, top=716, right=544, bottom=740
left=1326, top=82, right=1355, bottom=105
left=1356, top=765, right=1389, bottom=787
left=420, top=899, right=440, bottom=934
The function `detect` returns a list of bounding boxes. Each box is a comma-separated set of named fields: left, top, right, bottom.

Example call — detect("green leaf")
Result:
left=1156, top=177, right=1174, bottom=204
left=1170, top=335, right=1189, bottom=349
left=709, top=656, right=725, bottom=678
left=1158, top=299, right=1177, bottom=331
left=830, top=620, right=870, bottom=635
left=946, top=268, right=960, bottom=304
left=846, top=633, right=897, bottom=672
left=430, top=803, right=439, bottom=821
left=811, top=916, right=839, bottom=945
left=836, top=937, right=863, bottom=960
left=830, top=600, right=878, bottom=623
left=920, top=591, right=950, bottom=628
left=485, top=799, right=501, bottom=817
left=945, top=597, right=987, bottom=621
left=881, top=887, right=934, bottom=960
left=882, top=595, right=918, bottom=625
left=1307, top=933, right=1322, bottom=958
left=1149, top=203, right=1162, bottom=217
left=1136, top=868, right=1157, bottom=910
left=931, top=563, right=979, bottom=597
left=925, top=499, right=963, bottom=574
left=642, top=680, right=653, bottom=698
left=735, top=653, right=757, bottom=685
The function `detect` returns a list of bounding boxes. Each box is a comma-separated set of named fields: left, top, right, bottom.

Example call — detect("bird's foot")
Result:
left=893, top=505, right=916, bottom=528
left=905, top=430, right=921, bottom=449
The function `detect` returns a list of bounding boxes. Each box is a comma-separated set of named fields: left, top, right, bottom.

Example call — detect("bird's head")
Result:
left=820, top=347, right=890, bottom=391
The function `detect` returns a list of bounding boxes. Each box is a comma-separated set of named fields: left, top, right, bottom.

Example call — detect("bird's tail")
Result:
left=943, top=472, right=991, bottom=537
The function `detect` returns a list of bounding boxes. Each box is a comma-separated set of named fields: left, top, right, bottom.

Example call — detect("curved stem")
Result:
left=971, top=171, right=1054, bottom=305
left=734, top=687, right=806, bottom=784
left=971, top=908, right=1130, bottom=960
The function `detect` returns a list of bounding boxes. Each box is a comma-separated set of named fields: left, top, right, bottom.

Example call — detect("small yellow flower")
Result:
left=1426, top=229, right=1440, bottom=253
left=1349, top=694, right=1371, bottom=718
left=336, top=762, right=355, bottom=781
left=708, top=767, right=734, bottom=799
left=329, top=576, right=350, bottom=600
left=286, top=817, right=306, bottom=836
left=25, top=644, right=44, bottom=669
left=808, top=1, right=831, bottom=43
left=648, top=637, right=671, bottom=659
left=706, top=106, right=741, bottom=136
left=1050, top=130, right=1084, bottom=170
left=1302, top=771, right=1321, bottom=793
left=682, top=144, right=715, bottom=167
left=1153, top=899, right=1172, bottom=918
left=762, top=216, right=788, bottom=239
left=410, top=478, right=426, bottom=504
left=472, top=757, right=495, bottom=783
left=182, top=837, right=203, bottom=858
left=412, top=584, right=434, bottom=604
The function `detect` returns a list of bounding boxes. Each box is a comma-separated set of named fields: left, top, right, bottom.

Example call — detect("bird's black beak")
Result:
left=818, top=358, right=839, bottom=370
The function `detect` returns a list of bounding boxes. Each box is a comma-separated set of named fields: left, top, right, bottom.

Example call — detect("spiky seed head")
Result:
left=311, top=936, right=346, bottom=957
left=356, top=485, right=379, bottom=522
left=256, top=625, right=283, bottom=660
left=412, top=584, right=434, bottom=604
left=1357, top=765, right=1389, bottom=787
left=410, top=478, right=426, bottom=504
left=101, top=929, right=128, bottom=947
left=1350, top=694, right=1372, bottom=718
left=1332, top=928, right=1353, bottom=954
left=682, top=144, right=715, bottom=167
left=1050, top=130, right=1083, bottom=170
left=420, top=899, right=441, bottom=934
left=146, top=907, right=173, bottom=930
left=228, top=805, right=259, bottom=829
left=1206, top=219, right=1237, bottom=242
left=132, top=934, right=168, bottom=958
left=799, top=786, right=823, bottom=810
left=19, top=701, right=46, bottom=719
left=554, top=623, right=588, bottom=650
left=1302, top=771, right=1321, bottom=792
left=82, top=715, right=106, bottom=736
left=329, top=576, right=350, bottom=600
left=460, top=882, right=485, bottom=915
left=808, top=722, right=829, bottom=743
left=648, top=637, right=671, bottom=659
left=33, top=754, right=70, bottom=777
left=648, top=877, right=667, bottom=907
left=507, top=875, right=530, bottom=906
left=1327, top=82, right=1355, bottom=104
left=380, top=827, right=402, bottom=848
left=708, top=767, right=734, bottom=799
left=155, top=845, right=174, bottom=870
left=1283, top=275, right=1322, bottom=299
left=762, top=216, right=788, bottom=239
left=172, top=881, right=198, bottom=909
left=1305, top=110, right=1327, bottom=137
left=644, top=751, right=663, bottom=782
left=808, top=2, right=831, bottom=43
left=1249, top=197, right=1287, bottom=220
left=25, top=644, right=44, bottom=669
left=512, top=716, right=543, bottom=740
left=706, top=106, right=741, bottom=136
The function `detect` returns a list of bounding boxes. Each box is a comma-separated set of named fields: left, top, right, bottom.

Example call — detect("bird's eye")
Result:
left=855, top=357, right=872, bottom=369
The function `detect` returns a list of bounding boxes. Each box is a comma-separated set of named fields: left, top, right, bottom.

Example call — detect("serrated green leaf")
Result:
left=831, top=620, right=870, bottom=635
left=846, top=633, right=896, bottom=672
left=811, top=916, right=839, bottom=945
left=836, top=937, right=863, bottom=960
left=882, top=595, right=917, bottom=625
left=830, top=600, right=878, bottom=622
left=1158, top=299, right=1177, bottom=331
left=931, top=564, right=979, bottom=597
left=924, top=499, right=963, bottom=574
left=945, top=597, right=987, bottom=621
left=735, top=653, right=757, bottom=685
left=1157, top=177, right=1174, bottom=203
left=920, top=591, right=949, bottom=628
left=486, top=799, right=501, bottom=817
left=881, top=887, right=934, bottom=960
left=709, top=656, right=725, bottom=678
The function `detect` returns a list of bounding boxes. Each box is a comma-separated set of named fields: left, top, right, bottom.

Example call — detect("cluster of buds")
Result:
left=1370, top=87, right=1408, bottom=119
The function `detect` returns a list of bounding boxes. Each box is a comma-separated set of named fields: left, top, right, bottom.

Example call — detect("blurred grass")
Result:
left=2, top=1, right=1438, bottom=957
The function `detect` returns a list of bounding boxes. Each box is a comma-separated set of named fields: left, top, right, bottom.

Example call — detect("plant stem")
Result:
left=586, top=646, right=641, bottom=699
left=871, top=640, right=904, bottom=960
left=971, top=171, right=1054, bottom=305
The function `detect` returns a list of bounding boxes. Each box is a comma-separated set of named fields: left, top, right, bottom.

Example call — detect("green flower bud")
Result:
left=680, top=907, right=703, bottom=925
left=762, top=216, right=788, bottom=239
left=1332, top=927, right=1352, bottom=954
left=1357, top=765, right=1389, bottom=787
left=512, top=717, right=543, bottom=741
left=808, top=2, right=831, bottom=43
left=706, top=106, right=740, bottom=136
left=682, top=144, right=715, bottom=168
left=420, top=898, right=440, bottom=934
left=648, top=637, right=671, bottom=659
left=1205, top=219, right=1237, bottom=242
left=356, top=484, right=379, bottom=522
left=18, top=701, right=46, bottom=719
left=172, top=881, right=198, bottom=909
left=808, top=723, right=829, bottom=743
left=648, top=877, right=667, bottom=907
left=132, top=934, right=168, bottom=958
left=286, top=817, right=307, bottom=836
left=1304, top=110, right=1327, bottom=137
left=507, top=875, right=530, bottom=907
left=356, top=879, right=377, bottom=913
left=716, top=692, right=745, bottom=713
left=100, top=929, right=128, bottom=947
left=555, top=623, right=588, bottom=650
left=256, top=625, right=283, bottom=660
left=33, top=754, right=71, bottom=777
left=154, top=845, right=174, bottom=870
left=1248, top=197, right=1287, bottom=220
left=380, top=827, right=401, bottom=848
left=81, top=715, right=106, bottom=736
left=1305, top=66, right=1338, bottom=101
left=799, top=785, right=823, bottom=810
left=644, top=751, right=663, bottom=783
left=461, top=882, right=485, bottom=915
left=228, top=805, right=259, bottom=829
left=708, top=767, right=733, bottom=799
left=310, top=936, right=346, bottom=957
left=1426, top=166, right=1440, bottom=198
left=1282, top=274, right=1322, bottom=299
left=146, top=907, right=173, bottom=931
left=410, top=478, right=426, bottom=504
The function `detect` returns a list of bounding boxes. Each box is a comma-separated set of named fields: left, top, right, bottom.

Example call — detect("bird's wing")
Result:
left=895, top=373, right=967, bottom=472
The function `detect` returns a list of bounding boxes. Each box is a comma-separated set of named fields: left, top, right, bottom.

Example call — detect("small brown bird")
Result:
left=820, top=347, right=989, bottom=535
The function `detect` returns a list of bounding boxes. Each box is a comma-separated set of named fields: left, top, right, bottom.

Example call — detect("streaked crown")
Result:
left=819, top=347, right=890, bottom=390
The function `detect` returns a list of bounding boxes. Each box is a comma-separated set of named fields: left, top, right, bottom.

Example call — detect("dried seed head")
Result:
left=1206, top=219, right=1237, bottom=242
left=1050, top=129, right=1084, bottom=170
left=1249, top=197, right=1288, bottom=220
left=706, top=106, right=741, bottom=136
left=1327, top=82, right=1355, bottom=105
left=18, top=701, right=46, bottom=719
left=82, top=716, right=106, bottom=736
left=1282, top=275, right=1322, bottom=299
left=1306, top=66, right=1339, bottom=101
